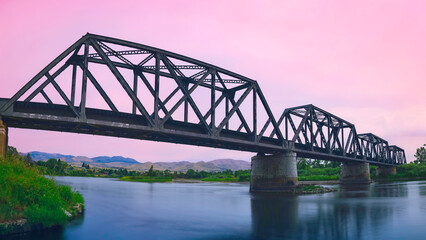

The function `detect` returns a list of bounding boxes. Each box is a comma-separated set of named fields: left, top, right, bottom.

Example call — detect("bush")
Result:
left=0, top=151, right=84, bottom=228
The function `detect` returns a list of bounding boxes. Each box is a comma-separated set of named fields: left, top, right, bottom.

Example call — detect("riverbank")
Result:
left=0, top=203, right=83, bottom=235
left=0, top=148, right=85, bottom=236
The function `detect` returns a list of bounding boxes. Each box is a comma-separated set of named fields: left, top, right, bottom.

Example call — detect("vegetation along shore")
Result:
left=20, top=143, right=426, bottom=184
left=0, top=147, right=84, bottom=236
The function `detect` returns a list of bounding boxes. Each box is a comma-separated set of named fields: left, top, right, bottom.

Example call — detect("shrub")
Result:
left=0, top=152, right=84, bottom=228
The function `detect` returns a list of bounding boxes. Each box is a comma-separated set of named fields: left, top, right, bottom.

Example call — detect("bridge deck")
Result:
left=0, top=99, right=400, bottom=166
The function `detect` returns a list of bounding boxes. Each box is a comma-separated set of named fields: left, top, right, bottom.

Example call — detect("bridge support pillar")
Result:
left=376, top=166, right=397, bottom=177
left=0, top=120, right=7, bottom=157
left=340, top=162, right=370, bottom=184
left=250, top=152, right=297, bottom=192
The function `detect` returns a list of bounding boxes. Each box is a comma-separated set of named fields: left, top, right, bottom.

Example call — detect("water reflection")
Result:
left=372, top=182, right=408, bottom=198
left=250, top=182, right=409, bottom=240
left=7, top=214, right=84, bottom=240
left=338, top=184, right=371, bottom=198
left=251, top=193, right=299, bottom=239
left=6, top=177, right=426, bottom=240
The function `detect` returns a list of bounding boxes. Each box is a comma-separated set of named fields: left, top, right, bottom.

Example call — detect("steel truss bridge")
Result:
left=0, top=34, right=406, bottom=166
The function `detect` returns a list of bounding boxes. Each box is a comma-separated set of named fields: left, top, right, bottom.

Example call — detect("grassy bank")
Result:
left=297, top=167, right=340, bottom=181
left=201, top=176, right=239, bottom=182
left=374, top=163, right=426, bottom=181
left=0, top=148, right=84, bottom=234
left=120, top=176, right=172, bottom=182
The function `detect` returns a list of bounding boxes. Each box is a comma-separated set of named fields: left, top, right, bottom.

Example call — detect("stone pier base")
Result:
left=340, top=162, right=370, bottom=184
left=0, top=120, right=7, bottom=157
left=250, top=152, right=298, bottom=192
left=376, top=166, right=397, bottom=177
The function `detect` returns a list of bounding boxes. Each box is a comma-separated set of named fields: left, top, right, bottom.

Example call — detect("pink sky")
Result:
left=0, top=0, right=424, bottom=162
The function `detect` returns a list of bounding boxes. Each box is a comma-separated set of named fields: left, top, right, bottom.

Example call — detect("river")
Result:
left=8, top=176, right=426, bottom=240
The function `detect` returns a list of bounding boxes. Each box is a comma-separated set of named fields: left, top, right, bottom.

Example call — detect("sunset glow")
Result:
left=0, top=0, right=424, bottom=162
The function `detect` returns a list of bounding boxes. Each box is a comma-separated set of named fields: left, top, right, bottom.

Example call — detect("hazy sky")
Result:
left=0, top=0, right=424, bottom=162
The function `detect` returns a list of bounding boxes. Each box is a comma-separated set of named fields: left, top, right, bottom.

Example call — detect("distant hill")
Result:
left=22, top=151, right=250, bottom=172
left=209, top=159, right=251, bottom=170
left=92, top=156, right=139, bottom=164
left=28, top=151, right=75, bottom=161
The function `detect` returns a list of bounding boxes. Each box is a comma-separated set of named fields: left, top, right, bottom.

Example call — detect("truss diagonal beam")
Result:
left=216, top=85, right=254, bottom=134
left=1, top=35, right=88, bottom=112
left=24, top=63, right=71, bottom=102
left=40, top=90, right=52, bottom=104
left=291, top=110, right=310, bottom=142
left=135, top=71, right=170, bottom=117
left=160, top=68, right=211, bottom=127
left=45, top=73, right=80, bottom=117
left=78, top=64, right=118, bottom=112
left=162, top=55, right=211, bottom=134
left=90, top=39, right=155, bottom=127
left=216, top=73, right=251, bottom=134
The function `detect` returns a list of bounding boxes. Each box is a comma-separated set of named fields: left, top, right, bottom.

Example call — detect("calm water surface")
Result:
left=9, top=177, right=426, bottom=240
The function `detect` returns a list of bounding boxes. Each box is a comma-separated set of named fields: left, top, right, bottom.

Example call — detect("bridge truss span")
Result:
left=0, top=33, right=406, bottom=166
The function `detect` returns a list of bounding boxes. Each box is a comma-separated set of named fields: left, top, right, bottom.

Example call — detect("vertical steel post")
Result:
left=154, top=54, right=160, bottom=126
left=184, top=82, right=188, bottom=123
left=71, top=64, right=77, bottom=106
left=80, top=42, right=89, bottom=120
left=252, top=87, right=257, bottom=140
left=341, top=124, right=344, bottom=155
left=133, top=70, right=138, bottom=115
left=225, top=97, right=229, bottom=130
left=310, top=108, right=313, bottom=149
left=285, top=116, right=288, bottom=140
left=327, top=116, right=331, bottom=152
left=211, top=72, right=215, bottom=129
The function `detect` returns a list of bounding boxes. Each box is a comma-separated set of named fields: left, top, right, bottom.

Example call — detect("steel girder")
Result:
left=272, top=104, right=405, bottom=165
left=0, top=34, right=406, bottom=166
left=388, top=145, right=406, bottom=164
left=0, top=33, right=284, bottom=153
left=358, top=133, right=390, bottom=163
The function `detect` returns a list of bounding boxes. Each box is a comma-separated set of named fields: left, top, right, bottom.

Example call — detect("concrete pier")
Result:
left=340, top=162, right=371, bottom=184
left=250, top=152, right=297, bottom=192
left=0, top=120, right=7, bottom=157
left=376, top=166, right=397, bottom=177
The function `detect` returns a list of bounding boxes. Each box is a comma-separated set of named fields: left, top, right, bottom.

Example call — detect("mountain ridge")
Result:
left=23, top=151, right=251, bottom=172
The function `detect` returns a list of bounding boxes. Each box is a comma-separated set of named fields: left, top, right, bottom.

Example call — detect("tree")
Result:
left=414, top=144, right=426, bottom=164
left=186, top=169, right=196, bottom=178
left=148, top=165, right=154, bottom=176
left=297, top=158, right=310, bottom=169
left=6, top=146, right=19, bottom=158
left=82, top=162, right=90, bottom=169
left=24, top=153, right=33, bottom=163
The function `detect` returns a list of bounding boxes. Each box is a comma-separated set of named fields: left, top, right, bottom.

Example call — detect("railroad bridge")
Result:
left=0, top=34, right=406, bottom=191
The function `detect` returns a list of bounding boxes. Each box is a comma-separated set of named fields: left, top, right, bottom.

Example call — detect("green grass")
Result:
left=374, top=163, right=426, bottom=181
left=0, top=153, right=84, bottom=233
left=298, top=175, right=339, bottom=181
left=300, top=185, right=323, bottom=191
left=201, top=176, right=238, bottom=182
left=120, top=176, right=172, bottom=183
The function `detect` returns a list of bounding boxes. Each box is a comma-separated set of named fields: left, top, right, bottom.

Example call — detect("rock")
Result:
left=73, top=203, right=83, bottom=214
left=63, top=209, right=72, bottom=218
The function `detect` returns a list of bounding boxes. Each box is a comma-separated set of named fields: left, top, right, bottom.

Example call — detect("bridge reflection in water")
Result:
left=7, top=178, right=425, bottom=240
left=250, top=183, right=409, bottom=240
